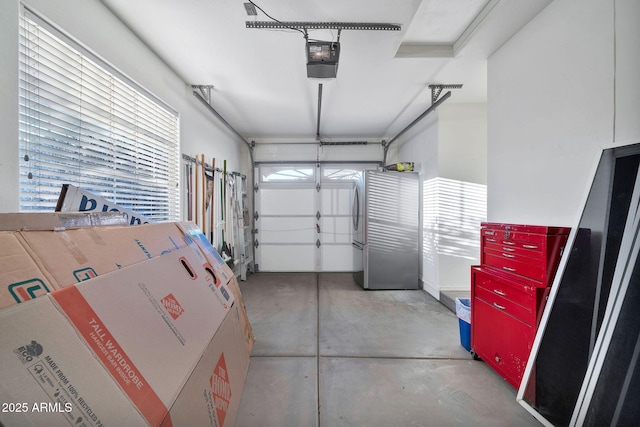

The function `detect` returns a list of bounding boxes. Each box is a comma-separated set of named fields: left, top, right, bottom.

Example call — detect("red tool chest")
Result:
left=471, top=223, right=570, bottom=389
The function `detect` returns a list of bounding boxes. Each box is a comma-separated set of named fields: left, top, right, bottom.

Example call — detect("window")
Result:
left=321, top=165, right=376, bottom=181
left=19, top=8, right=180, bottom=221
left=259, top=165, right=315, bottom=183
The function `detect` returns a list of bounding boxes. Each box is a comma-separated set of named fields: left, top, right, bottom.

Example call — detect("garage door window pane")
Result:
left=321, top=165, right=377, bottom=181
left=260, top=166, right=315, bottom=182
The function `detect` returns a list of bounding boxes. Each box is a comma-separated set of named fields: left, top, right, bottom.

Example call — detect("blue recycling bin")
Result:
left=455, top=298, right=471, bottom=352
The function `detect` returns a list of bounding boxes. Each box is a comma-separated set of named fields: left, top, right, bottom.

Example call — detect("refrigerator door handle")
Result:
left=352, top=187, right=360, bottom=231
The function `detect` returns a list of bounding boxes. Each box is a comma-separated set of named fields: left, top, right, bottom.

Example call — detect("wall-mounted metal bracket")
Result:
left=243, top=2, right=257, bottom=16
left=192, top=85, right=215, bottom=105
left=429, top=84, right=463, bottom=104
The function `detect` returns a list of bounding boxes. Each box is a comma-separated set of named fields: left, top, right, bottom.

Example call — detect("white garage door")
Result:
left=255, top=164, right=371, bottom=272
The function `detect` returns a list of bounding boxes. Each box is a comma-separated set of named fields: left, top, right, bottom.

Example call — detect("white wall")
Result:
left=488, top=0, right=640, bottom=226
left=392, top=103, right=487, bottom=298
left=439, top=104, right=488, bottom=184
left=0, top=0, right=248, bottom=216
left=616, top=0, right=640, bottom=142
left=0, top=0, right=20, bottom=213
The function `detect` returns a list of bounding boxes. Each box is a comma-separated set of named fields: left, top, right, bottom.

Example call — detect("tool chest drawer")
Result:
left=473, top=267, right=535, bottom=325
left=481, top=251, right=544, bottom=284
left=482, top=231, right=547, bottom=255
left=483, top=239, right=544, bottom=260
left=471, top=294, right=534, bottom=389
left=474, top=285, right=532, bottom=326
left=480, top=223, right=570, bottom=287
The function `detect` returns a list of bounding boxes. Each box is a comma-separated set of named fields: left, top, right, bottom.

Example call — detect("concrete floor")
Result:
left=236, top=272, right=541, bottom=427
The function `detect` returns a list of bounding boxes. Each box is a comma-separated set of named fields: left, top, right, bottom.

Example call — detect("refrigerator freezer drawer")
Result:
left=364, top=244, right=419, bottom=290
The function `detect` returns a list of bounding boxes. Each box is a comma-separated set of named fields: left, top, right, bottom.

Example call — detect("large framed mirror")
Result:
left=518, top=142, right=640, bottom=426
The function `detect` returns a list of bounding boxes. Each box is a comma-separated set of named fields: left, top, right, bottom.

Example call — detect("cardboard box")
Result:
left=1, top=222, right=253, bottom=427
left=0, top=232, right=55, bottom=309
left=0, top=219, right=247, bottom=320
left=225, top=277, right=254, bottom=356
left=162, top=303, right=251, bottom=427
left=0, top=297, right=148, bottom=427
left=56, top=184, right=151, bottom=225
left=177, top=222, right=235, bottom=285
left=0, top=222, right=190, bottom=310
left=19, top=222, right=189, bottom=288
left=50, top=246, right=232, bottom=426
left=177, top=222, right=254, bottom=354
left=0, top=211, right=128, bottom=231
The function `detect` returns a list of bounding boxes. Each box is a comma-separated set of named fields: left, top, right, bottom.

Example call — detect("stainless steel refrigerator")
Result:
left=352, top=170, right=419, bottom=290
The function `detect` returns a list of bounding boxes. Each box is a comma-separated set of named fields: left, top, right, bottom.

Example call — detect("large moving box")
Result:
left=0, top=232, right=54, bottom=309
left=0, top=212, right=132, bottom=309
left=176, top=222, right=254, bottom=354
left=0, top=297, right=149, bottom=426
left=0, top=217, right=253, bottom=427
left=0, top=220, right=233, bottom=310
left=163, top=303, right=250, bottom=427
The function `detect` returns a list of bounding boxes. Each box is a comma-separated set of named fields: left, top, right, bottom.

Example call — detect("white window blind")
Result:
left=18, top=9, right=180, bottom=221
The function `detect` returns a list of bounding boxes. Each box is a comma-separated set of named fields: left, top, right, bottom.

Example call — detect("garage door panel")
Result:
left=260, top=189, right=315, bottom=215
left=257, top=164, right=365, bottom=272
left=321, top=217, right=352, bottom=244
left=321, top=188, right=352, bottom=215
left=261, top=217, right=315, bottom=243
left=321, top=245, right=354, bottom=271
left=261, top=245, right=315, bottom=271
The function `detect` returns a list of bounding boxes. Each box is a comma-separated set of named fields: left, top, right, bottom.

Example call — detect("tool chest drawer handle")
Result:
left=503, top=247, right=515, bottom=252
left=493, top=302, right=506, bottom=310
left=502, top=266, right=516, bottom=272
left=493, top=289, right=506, bottom=296
left=523, top=244, right=538, bottom=249
left=486, top=237, right=496, bottom=242
left=503, top=241, right=515, bottom=245
left=502, top=253, right=515, bottom=258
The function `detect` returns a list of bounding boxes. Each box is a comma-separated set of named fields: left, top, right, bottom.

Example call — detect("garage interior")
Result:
left=1, top=0, right=639, bottom=426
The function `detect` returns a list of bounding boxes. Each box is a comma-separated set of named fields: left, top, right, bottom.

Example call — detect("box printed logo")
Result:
left=8, top=279, right=50, bottom=303
left=161, top=293, right=185, bottom=320
left=14, top=340, right=43, bottom=363
left=210, top=353, right=232, bottom=426
left=73, top=267, right=98, bottom=282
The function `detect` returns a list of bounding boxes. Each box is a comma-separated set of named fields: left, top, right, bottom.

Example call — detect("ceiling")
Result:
left=99, top=0, right=552, bottom=142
